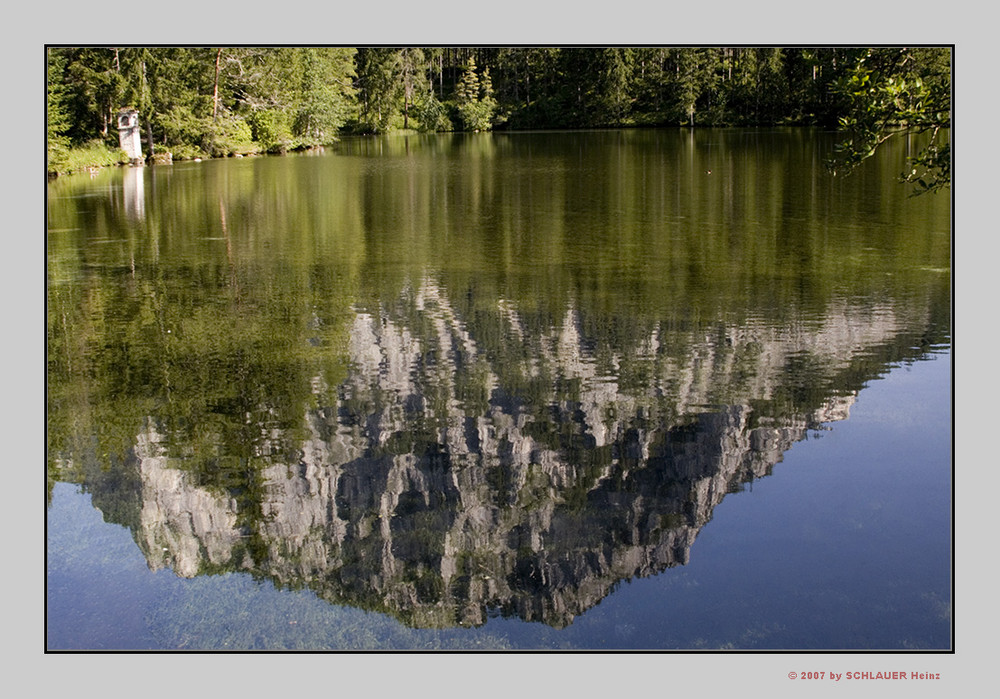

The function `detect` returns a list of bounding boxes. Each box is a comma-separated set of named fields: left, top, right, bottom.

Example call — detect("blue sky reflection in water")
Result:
left=46, top=350, right=951, bottom=650
left=46, top=129, right=951, bottom=650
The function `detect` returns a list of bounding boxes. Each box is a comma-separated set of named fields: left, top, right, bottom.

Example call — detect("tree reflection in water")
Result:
left=46, top=129, right=951, bottom=645
left=53, top=275, right=946, bottom=630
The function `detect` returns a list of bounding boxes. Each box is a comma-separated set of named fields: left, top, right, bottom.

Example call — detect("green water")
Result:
left=46, top=128, right=951, bottom=650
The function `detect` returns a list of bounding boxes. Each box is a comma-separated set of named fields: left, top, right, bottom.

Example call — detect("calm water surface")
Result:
left=46, top=128, right=951, bottom=650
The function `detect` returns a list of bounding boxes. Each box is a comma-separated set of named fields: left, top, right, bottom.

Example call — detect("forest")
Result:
left=46, top=46, right=951, bottom=190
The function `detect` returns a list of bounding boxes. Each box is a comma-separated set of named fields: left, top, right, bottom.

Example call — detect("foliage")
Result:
left=246, top=108, right=294, bottom=154
left=725, top=48, right=791, bottom=125
left=46, top=46, right=952, bottom=191
left=51, top=140, right=129, bottom=174
left=454, top=58, right=497, bottom=131
left=291, top=48, right=358, bottom=145
left=46, top=49, right=72, bottom=171
left=155, top=107, right=256, bottom=159
left=411, top=92, right=453, bottom=132
left=671, top=47, right=722, bottom=126
left=829, top=47, right=951, bottom=193
left=206, top=112, right=257, bottom=157
left=354, top=47, right=404, bottom=133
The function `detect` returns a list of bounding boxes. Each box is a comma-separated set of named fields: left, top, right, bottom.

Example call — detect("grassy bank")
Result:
left=48, top=140, right=130, bottom=176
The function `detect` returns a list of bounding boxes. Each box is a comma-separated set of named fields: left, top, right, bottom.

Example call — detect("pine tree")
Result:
left=355, top=48, right=404, bottom=133
left=46, top=48, right=72, bottom=170
left=455, top=58, right=495, bottom=131
left=672, top=48, right=721, bottom=126
left=294, top=48, right=357, bottom=144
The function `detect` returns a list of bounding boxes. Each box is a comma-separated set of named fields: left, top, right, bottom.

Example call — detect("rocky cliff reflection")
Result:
left=76, top=275, right=941, bottom=630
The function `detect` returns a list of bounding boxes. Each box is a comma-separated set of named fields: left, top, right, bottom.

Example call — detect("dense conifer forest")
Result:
left=46, top=46, right=951, bottom=189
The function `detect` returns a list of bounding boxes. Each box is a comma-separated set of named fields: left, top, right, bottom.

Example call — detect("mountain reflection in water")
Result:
left=67, top=275, right=939, bottom=630
left=47, top=130, right=951, bottom=644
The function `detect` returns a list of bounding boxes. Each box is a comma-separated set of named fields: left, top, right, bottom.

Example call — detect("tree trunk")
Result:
left=213, top=48, right=222, bottom=121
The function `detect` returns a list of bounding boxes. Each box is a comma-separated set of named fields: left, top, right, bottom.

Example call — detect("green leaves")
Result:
left=827, top=47, right=951, bottom=193
left=454, top=59, right=497, bottom=131
left=47, top=45, right=951, bottom=191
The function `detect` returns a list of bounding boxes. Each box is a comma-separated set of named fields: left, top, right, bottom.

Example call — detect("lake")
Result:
left=46, top=127, right=951, bottom=650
